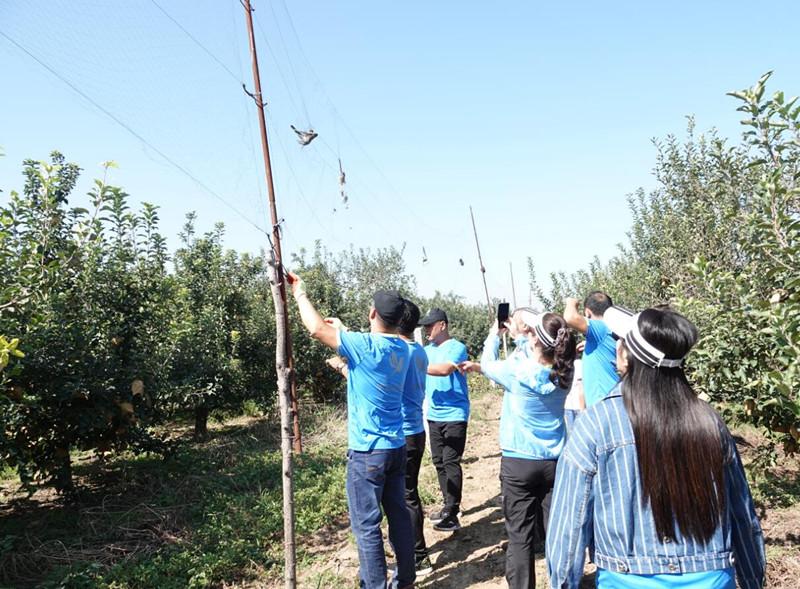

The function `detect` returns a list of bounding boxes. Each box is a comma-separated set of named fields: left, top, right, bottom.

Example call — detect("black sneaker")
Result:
left=429, top=507, right=448, bottom=523
left=433, top=513, right=461, bottom=532
left=415, top=555, right=433, bottom=576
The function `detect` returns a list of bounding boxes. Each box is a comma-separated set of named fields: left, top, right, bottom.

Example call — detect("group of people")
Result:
left=288, top=272, right=766, bottom=589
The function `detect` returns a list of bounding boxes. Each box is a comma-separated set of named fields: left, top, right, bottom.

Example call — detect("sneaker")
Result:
left=433, top=513, right=461, bottom=532
left=415, top=555, right=433, bottom=576
left=429, top=506, right=461, bottom=522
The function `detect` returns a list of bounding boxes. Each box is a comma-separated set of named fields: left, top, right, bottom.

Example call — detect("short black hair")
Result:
left=399, top=299, right=421, bottom=337
left=584, top=291, right=613, bottom=316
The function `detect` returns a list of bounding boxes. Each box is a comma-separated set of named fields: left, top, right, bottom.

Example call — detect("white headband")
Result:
left=519, top=311, right=557, bottom=348
left=624, top=313, right=685, bottom=368
left=533, top=314, right=556, bottom=349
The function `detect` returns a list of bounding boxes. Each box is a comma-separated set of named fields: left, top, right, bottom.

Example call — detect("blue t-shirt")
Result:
left=401, top=341, right=428, bottom=436
left=596, top=568, right=734, bottom=589
left=480, top=334, right=567, bottom=460
left=338, top=331, right=409, bottom=451
left=582, top=318, right=619, bottom=407
left=424, top=338, right=469, bottom=422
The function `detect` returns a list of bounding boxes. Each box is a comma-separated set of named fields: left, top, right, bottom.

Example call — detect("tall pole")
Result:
left=509, top=262, right=518, bottom=309
left=243, top=2, right=296, bottom=587
left=243, top=0, right=301, bottom=455
left=469, top=206, right=493, bottom=320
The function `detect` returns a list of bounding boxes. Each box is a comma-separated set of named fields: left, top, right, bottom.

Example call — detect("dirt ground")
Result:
left=293, top=389, right=799, bottom=589
left=294, top=390, right=596, bottom=589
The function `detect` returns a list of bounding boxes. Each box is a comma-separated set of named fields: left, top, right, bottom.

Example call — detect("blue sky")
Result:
left=1, top=1, right=799, bottom=305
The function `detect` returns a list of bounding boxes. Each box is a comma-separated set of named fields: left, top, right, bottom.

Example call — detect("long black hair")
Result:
left=621, top=308, right=725, bottom=544
left=538, top=313, right=576, bottom=389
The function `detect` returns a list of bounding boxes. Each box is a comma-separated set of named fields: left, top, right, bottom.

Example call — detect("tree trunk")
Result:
left=194, top=405, right=209, bottom=440
left=54, top=444, right=74, bottom=495
left=267, top=264, right=296, bottom=588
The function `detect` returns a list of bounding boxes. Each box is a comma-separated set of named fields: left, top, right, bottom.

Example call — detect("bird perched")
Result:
left=290, top=125, right=318, bottom=146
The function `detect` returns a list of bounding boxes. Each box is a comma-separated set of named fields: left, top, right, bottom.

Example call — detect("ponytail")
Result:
left=540, top=313, right=577, bottom=389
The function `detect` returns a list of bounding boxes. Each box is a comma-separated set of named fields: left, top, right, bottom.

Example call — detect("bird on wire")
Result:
left=290, top=125, right=318, bottom=146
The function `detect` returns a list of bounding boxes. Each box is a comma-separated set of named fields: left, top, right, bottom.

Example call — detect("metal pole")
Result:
left=469, top=206, right=493, bottom=320
left=243, top=2, right=296, bottom=586
left=509, top=262, right=517, bottom=308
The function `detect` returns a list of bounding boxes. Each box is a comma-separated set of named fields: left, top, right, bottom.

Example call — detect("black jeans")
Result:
left=404, top=431, right=428, bottom=560
left=500, top=456, right=557, bottom=589
left=427, top=420, right=468, bottom=512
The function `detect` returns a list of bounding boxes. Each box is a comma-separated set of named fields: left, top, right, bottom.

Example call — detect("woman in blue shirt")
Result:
left=546, top=307, right=765, bottom=589
left=461, top=311, right=577, bottom=589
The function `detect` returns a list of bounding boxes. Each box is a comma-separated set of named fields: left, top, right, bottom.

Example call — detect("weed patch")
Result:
left=0, top=411, right=348, bottom=588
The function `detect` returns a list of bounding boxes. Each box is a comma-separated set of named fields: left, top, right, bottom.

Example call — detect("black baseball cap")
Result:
left=419, top=307, right=448, bottom=326
left=373, top=290, right=406, bottom=326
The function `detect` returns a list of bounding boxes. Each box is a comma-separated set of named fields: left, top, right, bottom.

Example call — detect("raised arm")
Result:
left=474, top=331, right=517, bottom=390
left=564, top=297, right=588, bottom=335
left=288, top=272, right=339, bottom=349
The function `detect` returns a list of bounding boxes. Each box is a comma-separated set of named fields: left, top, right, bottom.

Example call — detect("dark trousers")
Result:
left=404, top=431, right=428, bottom=560
left=500, top=456, right=557, bottom=589
left=428, top=420, right=468, bottom=512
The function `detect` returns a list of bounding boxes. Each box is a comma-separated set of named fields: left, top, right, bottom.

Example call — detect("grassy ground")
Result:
left=0, top=405, right=350, bottom=589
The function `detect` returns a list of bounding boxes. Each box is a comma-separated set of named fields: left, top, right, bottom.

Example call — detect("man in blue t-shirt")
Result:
left=397, top=300, right=433, bottom=576
left=289, top=272, right=414, bottom=589
left=419, top=307, right=469, bottom=533
left=564, top=291, right=619, bottom=407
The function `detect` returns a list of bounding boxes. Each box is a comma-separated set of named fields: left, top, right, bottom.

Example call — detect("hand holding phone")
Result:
left=496, top=302, right=510, bottom=327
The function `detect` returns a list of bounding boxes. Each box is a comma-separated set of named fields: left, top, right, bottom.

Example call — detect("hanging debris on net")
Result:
left=338, top=158, right=349, bottom=208
left=290, top=125, right=318, bottom=146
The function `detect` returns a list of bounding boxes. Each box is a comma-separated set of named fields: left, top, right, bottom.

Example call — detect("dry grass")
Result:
left=1, top=502, right=185, bottom=586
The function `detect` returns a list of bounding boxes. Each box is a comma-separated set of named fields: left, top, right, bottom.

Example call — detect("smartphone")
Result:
left=496, top=302, right=510, bottom=326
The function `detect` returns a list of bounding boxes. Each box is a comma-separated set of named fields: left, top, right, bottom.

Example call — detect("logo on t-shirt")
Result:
left=389, top=351, right=404, bottom=373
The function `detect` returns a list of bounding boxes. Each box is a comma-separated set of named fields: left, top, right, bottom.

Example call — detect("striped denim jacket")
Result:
left=546, top=390, right=765, bottom=589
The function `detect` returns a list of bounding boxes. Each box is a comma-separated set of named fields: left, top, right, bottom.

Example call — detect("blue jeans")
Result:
left=346, top=446, right=415, bottom=589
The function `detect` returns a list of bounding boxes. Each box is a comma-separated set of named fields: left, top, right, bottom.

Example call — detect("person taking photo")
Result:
left=461, top=311, right=576, bottom=589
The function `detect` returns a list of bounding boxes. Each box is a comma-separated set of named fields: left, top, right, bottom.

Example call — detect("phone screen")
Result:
left=497, top=302, right=510, bottom=325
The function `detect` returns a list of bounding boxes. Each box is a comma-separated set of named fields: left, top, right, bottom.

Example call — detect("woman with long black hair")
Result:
left=461, top=311, right=576, bottom=589
left=546, top=307, right=765, bottom=589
